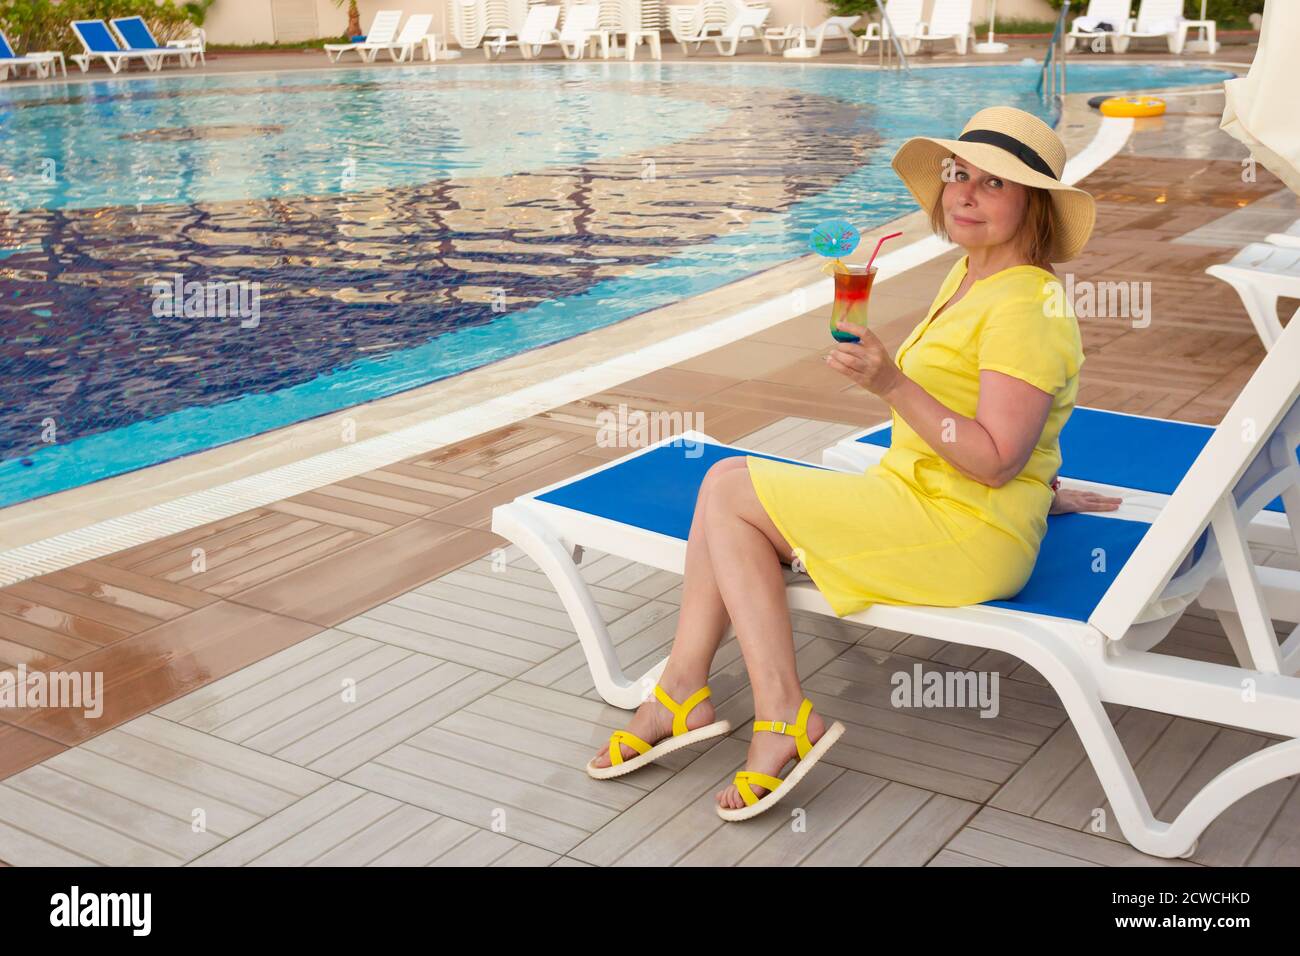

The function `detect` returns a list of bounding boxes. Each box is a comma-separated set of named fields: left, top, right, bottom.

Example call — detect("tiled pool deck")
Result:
left=1, top=41, right=1297, bottom=866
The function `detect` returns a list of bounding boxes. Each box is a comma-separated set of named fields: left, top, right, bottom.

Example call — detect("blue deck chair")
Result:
left=491, top=315, right=1300, bottom=859
left=110, top=16, right=196, bottom=69
left=0, top=30, right=59, bottom=80
left=70, top=19, right=164, bottom=73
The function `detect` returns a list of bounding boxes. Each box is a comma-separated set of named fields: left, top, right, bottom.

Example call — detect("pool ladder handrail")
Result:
left=1038, top=0, right=1070, bottom=100
left=873, top=0, right=910, bottom=73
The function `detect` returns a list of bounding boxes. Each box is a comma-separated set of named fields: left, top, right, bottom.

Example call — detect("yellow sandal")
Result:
left=587, top=683, right=732, bottom=779
left=717, top=698, right=845, bottom=821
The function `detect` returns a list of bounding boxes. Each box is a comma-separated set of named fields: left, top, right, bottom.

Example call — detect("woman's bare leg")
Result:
left=590, top=456, right=752, bottom=768
left=702, top=463, right=830, bottom=810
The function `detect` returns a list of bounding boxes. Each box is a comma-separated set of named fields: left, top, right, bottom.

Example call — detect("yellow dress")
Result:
left=747, top=255, right=1085, bottom=618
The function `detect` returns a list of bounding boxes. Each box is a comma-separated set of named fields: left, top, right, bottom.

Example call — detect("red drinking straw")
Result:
left=865, top=231, right=903, bottom=272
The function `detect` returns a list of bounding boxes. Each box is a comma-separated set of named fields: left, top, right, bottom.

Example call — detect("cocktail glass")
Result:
left=829, top=264, right=876, bottom=343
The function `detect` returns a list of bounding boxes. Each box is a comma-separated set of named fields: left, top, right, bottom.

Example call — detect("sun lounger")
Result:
left=854, top=0, right=924, bottom=56
left=0, top=30, right=64, bottom=80
left=1206, top=241, right=1300, bottom=349
left=482, top=5, right=562, bottom=59
left=1114, top=0, right=1217, bottom=55
left=1064, top=0, right=1129, bottom=54
left=678, top=5, right=769, bottom=56
left=557, top=4, right=610, bottom=59
left=70, top=20, right=167, bottom=73
left=761, top=15, right=860, bottom=56
left=323, top=10, right=403, bottom=62
left=354, top=13, right=434, bottom=61
left=492, top=316, right=1300, bottom=858
left=914, top=0, right=974, bottom=55
left=110, top=16, right=197, bottom=69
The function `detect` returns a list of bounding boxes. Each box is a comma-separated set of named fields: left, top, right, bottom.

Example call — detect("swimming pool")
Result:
left=0, top=61, right=1232, bottom=507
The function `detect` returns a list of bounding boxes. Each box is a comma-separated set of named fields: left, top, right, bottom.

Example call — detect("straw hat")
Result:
left=891, top=106, right=1096, bottom=262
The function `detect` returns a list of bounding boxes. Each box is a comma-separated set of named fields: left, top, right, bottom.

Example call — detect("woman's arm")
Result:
left=826, top=319, right=1052, bottom=488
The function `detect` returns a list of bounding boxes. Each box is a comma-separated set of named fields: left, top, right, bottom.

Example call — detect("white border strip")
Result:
left=0, top=111, right=1136, bottom=585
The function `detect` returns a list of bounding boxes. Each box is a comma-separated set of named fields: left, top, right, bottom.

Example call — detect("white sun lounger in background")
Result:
left=492, top=315, right=1300, bottom=858
left=557, top=4, right=611, bottom=60
left=70, top=19, right=166, bottom=73
left=483, top=5, right=562, bottom=59
left=678, top=5, right=769, bottom=56
left=1064, top=0, right=1130, bottom=54
left=110, top=16, right=196, bottom=69
left=761, top=15, right=860, bottom=56
left=1115, top=0, right=1218, bottom=55
left=360, top=13, right=435, bottom=61
left=914, top=0, right=974, bottom=55
left=854, top=0, right=924, bottom=56
left=1206, top=241, right=1300, bottom=349
left=323, top=10, right=403, bottom=62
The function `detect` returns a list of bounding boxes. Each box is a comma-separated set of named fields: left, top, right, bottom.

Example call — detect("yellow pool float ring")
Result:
left=1099, top=96, right=1166, bottom=118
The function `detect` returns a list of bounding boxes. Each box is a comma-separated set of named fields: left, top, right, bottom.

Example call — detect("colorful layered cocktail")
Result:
left=829, top=264, right=876, bottom=343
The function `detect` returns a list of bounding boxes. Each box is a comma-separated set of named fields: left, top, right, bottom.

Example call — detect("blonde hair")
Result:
left=929, top=179, right=1056, bottom=269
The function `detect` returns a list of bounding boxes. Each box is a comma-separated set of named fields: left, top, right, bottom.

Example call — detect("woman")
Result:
left=587, top=107, right=1123, bottom=820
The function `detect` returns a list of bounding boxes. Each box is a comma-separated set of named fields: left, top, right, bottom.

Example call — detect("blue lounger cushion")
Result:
left=112, top=17, right=163, bottom=50
left=535, top=440, right=1150, bottom=623
left=0, top=32, right=19, bottom=59
left=859, top=407, right=1286, bottom=513
left=75, top=21, right=123, bottom=53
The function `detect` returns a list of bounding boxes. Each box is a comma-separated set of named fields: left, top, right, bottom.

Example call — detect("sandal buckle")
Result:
left=771, top=720, right=786, bottom=735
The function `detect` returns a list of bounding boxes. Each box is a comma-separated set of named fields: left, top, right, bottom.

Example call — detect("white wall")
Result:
left=202, top=0, right=1059, bottom=46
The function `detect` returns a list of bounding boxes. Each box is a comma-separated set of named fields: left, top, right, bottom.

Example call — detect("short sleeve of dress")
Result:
left=977, top=274, right=1083, bottom=396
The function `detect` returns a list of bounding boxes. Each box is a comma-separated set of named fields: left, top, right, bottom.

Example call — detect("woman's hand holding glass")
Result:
left=824, top=319, right=903, bottom=397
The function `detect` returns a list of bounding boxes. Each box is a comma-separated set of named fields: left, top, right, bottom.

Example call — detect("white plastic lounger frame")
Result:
left=324, top=10, right=403, bottom=62
left=914, top=0, right=973, bottom=55
left=493, top=318, right=1300, bottom=858
left=1064, top=0, right=1129, bottom=54
left=854, top=0, right=923, bottom=56
left=1206, top=241, right=1300, bottom=349
left=0, top=30, right=62, bottom=79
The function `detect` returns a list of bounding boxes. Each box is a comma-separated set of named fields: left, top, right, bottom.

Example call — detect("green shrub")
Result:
left=0, top=0, right=212, bottom=56
left=1043, top=0, right=1265, bottom=30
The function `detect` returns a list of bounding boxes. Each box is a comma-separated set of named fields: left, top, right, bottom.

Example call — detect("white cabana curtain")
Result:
left=1220, top=0, right=1300, bottom=195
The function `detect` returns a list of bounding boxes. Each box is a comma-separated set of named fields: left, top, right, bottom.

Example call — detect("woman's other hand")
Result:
left=1049, top=486, right=1123, bottom=515
left=825, top=320, right=903, bottom=397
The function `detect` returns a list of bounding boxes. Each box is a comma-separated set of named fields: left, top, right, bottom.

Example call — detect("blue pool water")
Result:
left=0, top=61, right=1232, bottom=506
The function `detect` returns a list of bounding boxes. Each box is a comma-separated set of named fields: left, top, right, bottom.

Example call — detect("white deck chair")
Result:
left=70, top=19, right=165, bottom=73
left=110, top=16, right=195, bottom=69
left=359, top=13, right=434, bottom=61
left=1064, top=0, right=1129, bottom=54
left=483, top=5, right=563, bottom=58
left=678, top=5, right=768, bottom=55
left=1265, top=219, right=1300, bottom=250
left=760, top=15, right=859, bottom=56
left=853, top=0, right=924, bottom=56
left=1206, top=242, right=1300, bottom=350
left=914, top=0, right=974, bottom=55
left=323, top=10, right=403, bottom=62
left=557, top=4, right=610, bottom=59
left=492, top=317, right=1300, bottom=859
left=1115, top=0, right=1213, bottom=55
